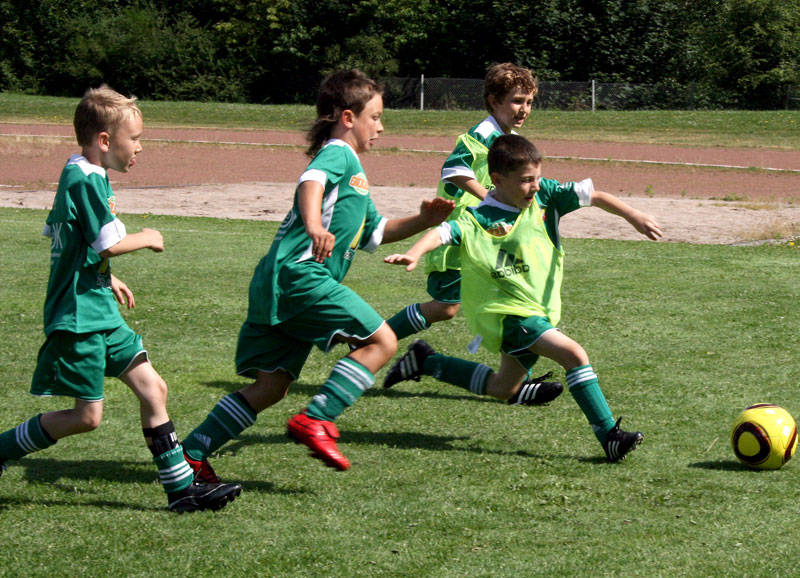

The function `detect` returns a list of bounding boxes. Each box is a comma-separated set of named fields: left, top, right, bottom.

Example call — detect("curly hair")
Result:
left=483, top=63, right=538, bottom=113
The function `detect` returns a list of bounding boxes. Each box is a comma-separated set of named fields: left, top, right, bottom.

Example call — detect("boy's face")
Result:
left=491, top=162, right=542, bottom=210
left=347, top=93, right=384, bottom=154
left=101, top=113, right=143, bottom=173
left=489, top=88, right=534, bottom=134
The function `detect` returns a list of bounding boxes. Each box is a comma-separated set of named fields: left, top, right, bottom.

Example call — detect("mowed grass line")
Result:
left=1, top=92, right=799, bottom=149
left=1, top=207, right=799, bottom=577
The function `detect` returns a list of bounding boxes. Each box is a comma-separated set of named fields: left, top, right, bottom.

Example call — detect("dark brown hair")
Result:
left=306, top=69, right=383, bottom=158
left=488, top=134, right=542, bottom=175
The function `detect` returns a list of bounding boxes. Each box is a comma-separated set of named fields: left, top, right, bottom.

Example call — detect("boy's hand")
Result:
left=384, top=253, right=419, bottom=272
left=142, top=228, right=165, bottom=252
left=306, top=223, right=336, bottom=263
left=629, top=210, right=663, bottom=241
left=110, top=274, right=135, bottom=309
left=419, top=197, right=455, bottom=227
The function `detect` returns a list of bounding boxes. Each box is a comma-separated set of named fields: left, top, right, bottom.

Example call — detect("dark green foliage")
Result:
left=0, top=0, right=797, bottom=108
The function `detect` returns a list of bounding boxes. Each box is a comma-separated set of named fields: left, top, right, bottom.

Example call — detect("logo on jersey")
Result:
left=108, top=195, right=117, bottom=215
left=349, top=173, right=369, bottom=196
left=491, top=249, right=529, bottom=279
left=275, top=208, right=298, bottom=241
left=486, top=222, right=513, bottom=237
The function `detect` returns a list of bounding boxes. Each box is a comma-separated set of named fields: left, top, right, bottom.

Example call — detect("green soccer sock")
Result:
left=154, top=445, right=194, bottom=494
left=423, top=353, right=493, bottom=396
left=566, top=365, right=616, bottom=441
left=305, top=357, right=375, bottom=422
left=387, top=303, right=430, bottom=340
left=182, top=392, right=257, bottom=461
left=0, top=414, right=57, bottom=462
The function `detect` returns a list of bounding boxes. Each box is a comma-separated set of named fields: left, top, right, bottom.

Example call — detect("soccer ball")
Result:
left=731, top=404, right=798, bottom=470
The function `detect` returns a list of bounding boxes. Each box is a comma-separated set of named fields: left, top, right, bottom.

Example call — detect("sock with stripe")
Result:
left=423, top=353, right=493, bottom=396
left=182, top=392, right=257, bottom=461
left=566, top=365, right=616, bottom=442
left=0, top=414, right=57, bottom=461
left=305, top=357, right=375, bottom=422
left=387, top=303, right=430, bottom=340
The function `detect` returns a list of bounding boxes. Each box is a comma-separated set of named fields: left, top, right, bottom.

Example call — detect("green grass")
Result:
left=2, top=92, right=799, bottom=149
left=2, top=207, right=799, bottom=577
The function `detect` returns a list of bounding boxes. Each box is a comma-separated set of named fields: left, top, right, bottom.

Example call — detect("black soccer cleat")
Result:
left=602, top=418, right=643, bottom=462
left=507, top=371, right=564, bottom=406
left=0, top=461, right=5, bottom=478
left=168, top=481, right=242, bottom=514
left=383, top=340, right=435, bottom=388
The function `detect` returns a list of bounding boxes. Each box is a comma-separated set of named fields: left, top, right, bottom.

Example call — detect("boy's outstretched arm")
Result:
left=384, top=227, right=444, bottom=272
left=591, top=190, right=663, bottom=240
left=381, top=197, right=455, bottom=244
left=100, top=227, right=164, bottom=258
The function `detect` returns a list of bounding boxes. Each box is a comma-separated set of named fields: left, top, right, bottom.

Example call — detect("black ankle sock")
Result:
left=142, top=420, right=179, bottom=457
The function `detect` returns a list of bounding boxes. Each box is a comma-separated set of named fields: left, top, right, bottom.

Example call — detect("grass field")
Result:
left=2, top=92, right=799, bottom=149
left=1, top=207, right=799, bottom=577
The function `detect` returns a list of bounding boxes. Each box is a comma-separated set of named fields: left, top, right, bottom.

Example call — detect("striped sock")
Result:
left=566, top=365, right=616, bottom=441
left=0, top=414, right=57, bottom=461
left=386, top=304, right=430, bottom=340
left=424, top=353, right=492, bottom=396
left=306, top=357, right=375, bottom=421
left=154, top=445, right=194, bottom=494
left=182, top=393, right=257, bottom=461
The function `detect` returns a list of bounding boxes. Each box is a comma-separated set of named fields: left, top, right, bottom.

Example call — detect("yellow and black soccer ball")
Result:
left=731, top=404, right=798, bottom=470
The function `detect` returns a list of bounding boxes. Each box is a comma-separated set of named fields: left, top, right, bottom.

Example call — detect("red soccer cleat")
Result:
left=287, top=412, right=351, bottom=471
left=183, top=448, right=222, bottom=484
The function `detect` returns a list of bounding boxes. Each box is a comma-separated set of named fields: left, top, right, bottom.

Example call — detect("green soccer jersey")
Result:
left=427, top=115, right=511, bottom=274
left=440, top=115, right=508, bottom=198
left=41, top=155, right=127, bottom=336
left=246, top=139, right=387, bottom=325
left=444, top=177, right=593, bottom=249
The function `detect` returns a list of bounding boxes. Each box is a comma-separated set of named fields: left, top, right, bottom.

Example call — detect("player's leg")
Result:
left=387, top=270, right=460, bottom=340
left=181, top=321, right=303, bottom=482
left=287, top=286, right=388, bottom=470
left=385, top=314, right=564, bottom=406
left=118, top=337, right=241, bottom=512
left=529, top=330, right=642, bottom=461
left=0, top=331, right=108, bottom=474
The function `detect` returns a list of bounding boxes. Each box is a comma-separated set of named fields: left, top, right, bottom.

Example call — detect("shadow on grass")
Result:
left=689, top=460, right=756, bottom=471
left=224, top=431, right=572, bottom=462
left=202, top=379, right=500, bottom=404
left=0, top=496, right=163, bottom=512
left=2, top=457, right=307, bottom=504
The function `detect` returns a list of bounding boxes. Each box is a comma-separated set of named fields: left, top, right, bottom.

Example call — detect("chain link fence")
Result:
left=381, top=76, right=800, bottom=111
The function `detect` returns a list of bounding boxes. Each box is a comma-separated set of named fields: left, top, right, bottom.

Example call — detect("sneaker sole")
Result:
left=169, top=484, right=242, bottom=514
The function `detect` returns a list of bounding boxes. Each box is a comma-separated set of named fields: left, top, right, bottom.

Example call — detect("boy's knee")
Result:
left=427, top=301, right=460, bottom=323
left=77, top=405, right=103, bottom=431
left=138, top=376, right=169, bottom=406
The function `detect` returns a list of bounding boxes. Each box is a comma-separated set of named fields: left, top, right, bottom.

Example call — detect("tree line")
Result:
left=1, top=0, right=798, bottom=109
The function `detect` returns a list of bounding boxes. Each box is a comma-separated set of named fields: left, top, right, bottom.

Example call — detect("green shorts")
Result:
left=426, top=269, right=462, bottom=304
left=31, top=324, right=146, bottom=401
left=236, top=284, right=385, bottom=380
left=500, top=315, right=558, bottom=371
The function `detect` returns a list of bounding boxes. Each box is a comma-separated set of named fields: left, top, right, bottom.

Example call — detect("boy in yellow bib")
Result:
left=383, top=134, right=662, bottom=462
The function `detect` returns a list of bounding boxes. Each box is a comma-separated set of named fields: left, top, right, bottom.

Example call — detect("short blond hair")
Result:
left=483, top=63, right=538, bottom=113
left=73, top=85, right=141, bottom=147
